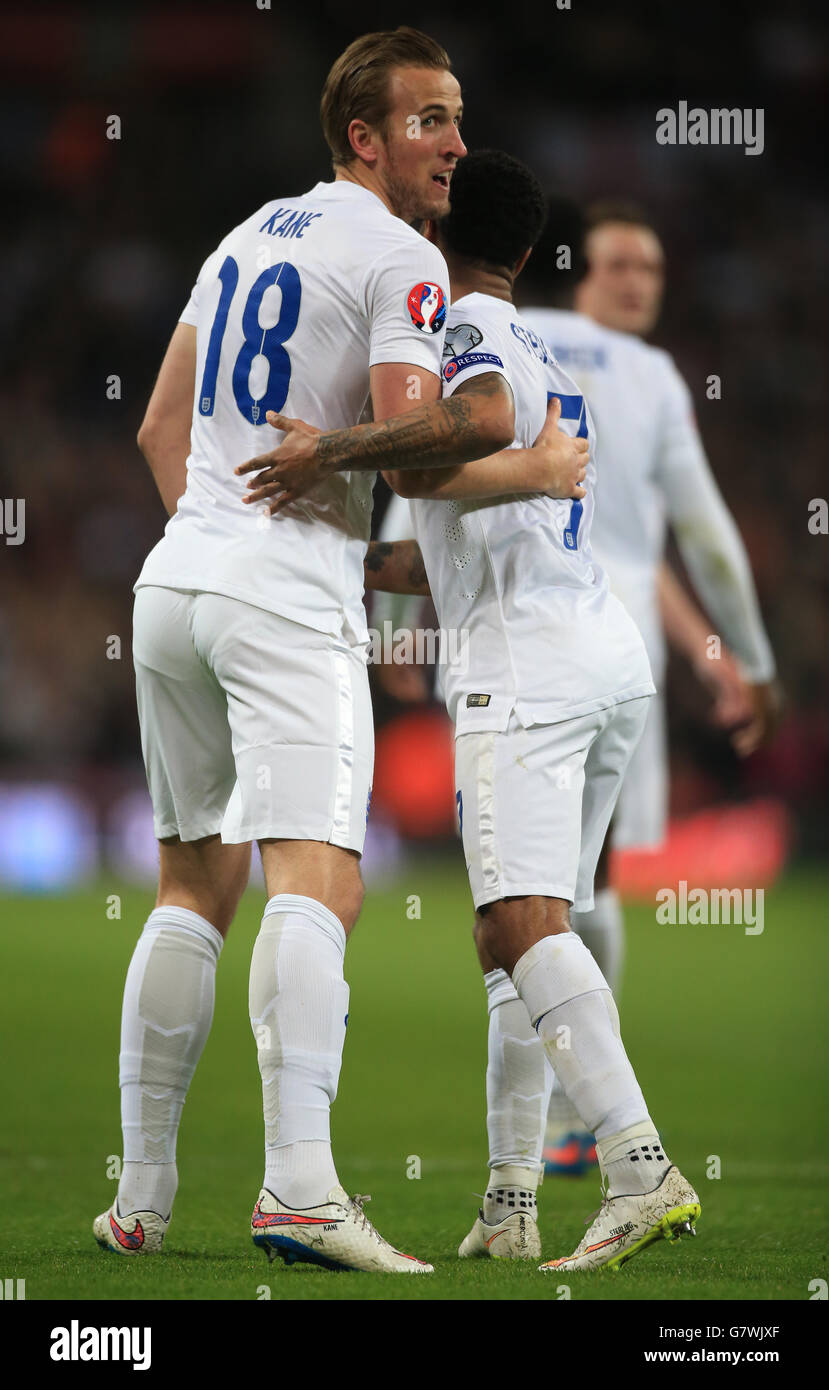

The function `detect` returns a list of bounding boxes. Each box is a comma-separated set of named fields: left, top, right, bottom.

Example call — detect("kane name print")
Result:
left=259, top=208, right=324, bottom=239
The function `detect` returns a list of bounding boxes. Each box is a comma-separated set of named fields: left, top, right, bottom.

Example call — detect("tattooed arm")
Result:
left=386, top=395, right=587, bottom=502
left=363, top=540, right=431, bottom=596
left=235, top=372, right=515, bottom=514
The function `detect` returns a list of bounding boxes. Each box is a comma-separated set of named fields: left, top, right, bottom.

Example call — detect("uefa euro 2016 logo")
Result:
left=407, top=282, right=447, bottom=334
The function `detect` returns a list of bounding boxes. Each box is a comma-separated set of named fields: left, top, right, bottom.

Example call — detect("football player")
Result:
left=94, top=29, right=585, bottom=1275
left=371, top=196, right=780, bottom=1189
left=351, top=149, right=704, bottom=1271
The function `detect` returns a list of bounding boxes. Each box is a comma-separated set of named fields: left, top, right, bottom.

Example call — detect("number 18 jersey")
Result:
left=410, top=293, right=655, bottom=734
left=135, top=180, right=449, bottom=645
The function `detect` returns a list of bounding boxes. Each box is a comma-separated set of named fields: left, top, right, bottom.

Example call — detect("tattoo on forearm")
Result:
left=365, top=540, right=394, bottom=574
left=407, top=548, right=429, bottom=593
left=319, top=374, right=506, bottom=473
left=364, top=540, right=430, bottom=595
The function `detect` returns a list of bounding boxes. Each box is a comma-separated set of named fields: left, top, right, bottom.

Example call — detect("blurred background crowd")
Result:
left=0, top=0, right=825, bottom=888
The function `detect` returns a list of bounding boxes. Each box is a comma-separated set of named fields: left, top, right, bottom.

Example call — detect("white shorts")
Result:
left=133, top=586, right=373, bottom=850
left=454, top=697, right=651, bottom=913
left=611, top=689, right=668, bottom=850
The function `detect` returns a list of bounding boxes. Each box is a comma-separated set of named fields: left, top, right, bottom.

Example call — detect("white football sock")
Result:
left=118, top=906, right=223, bottom=1218
left=596, top=1122, right=670, bottom=1197
left=117, top=1160, right=178, bottom=1221
left=545, top=1072, right=584, bottom=1140
left=483, top=969, right=551, bottom=1179
left=546, top=891, right=625, bottom=1139
left=249, top=894, right=348, bottom=1208
left=512, top=933, right=662, bottom=1194
left=483, top=1163, right=540, bottom=1225
left=570, top=887, right=625, bottom=995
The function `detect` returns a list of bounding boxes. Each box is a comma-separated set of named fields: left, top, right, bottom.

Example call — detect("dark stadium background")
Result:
left=0, top=0, right=825, bottom=891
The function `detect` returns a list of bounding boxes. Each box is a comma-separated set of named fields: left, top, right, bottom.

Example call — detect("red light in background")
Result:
left=372, top=708, right=457, bottom=838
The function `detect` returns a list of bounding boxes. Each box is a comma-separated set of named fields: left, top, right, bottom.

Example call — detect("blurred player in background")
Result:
left=92, top=26, right=529, bottom=1276
left=366, top=150, right=702, bottom=1272
left=522, top=203, right=781, bottom=1173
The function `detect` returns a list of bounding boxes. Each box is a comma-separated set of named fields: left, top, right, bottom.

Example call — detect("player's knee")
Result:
left=157, top=839, right=250, bottom=938
left=230, top=849, right=253, bottom=898
left=334, top=893, right=363, bottom=935
left=473, top=907, right=502, bottom=969
left=210, top=888, right=244, bottom=936
left=347, top=872, right=366, bottom=914
left=473, top=917, right=500, bottom=974
left=209, top=848, right=251, bottom=932
left=325, top=856, right=365, bottom=934
left=156, top=887, right=235, bottom=938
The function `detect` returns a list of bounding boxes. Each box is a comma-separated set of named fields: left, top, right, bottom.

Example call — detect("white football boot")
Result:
left=251, top=1186, right=433, bottom=1273
left=93, top=1199, right=169, bottom=1254
left=459, top=1208, right=541, bottom=1260
left=539, top=1165, right=700, bottom=1273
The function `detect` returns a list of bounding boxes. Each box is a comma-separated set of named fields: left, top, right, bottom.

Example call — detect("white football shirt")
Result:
left=410, top=293, right=655, bottom=735
left=521, top=309, right=775, bottom=684
left=135, top=181, right=449, bottom=645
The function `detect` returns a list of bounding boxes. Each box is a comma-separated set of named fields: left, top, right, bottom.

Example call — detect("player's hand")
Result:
left=533, top=396, right=588, bottom=499
left=730, top=679, right=784, bottom=758
left=693, top=645, right=754, bottom=732
left=235, top=411, right=323, bottom=513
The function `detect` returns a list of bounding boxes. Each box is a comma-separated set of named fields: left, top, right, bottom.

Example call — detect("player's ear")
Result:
left=347, top=118, right=381, bottom=168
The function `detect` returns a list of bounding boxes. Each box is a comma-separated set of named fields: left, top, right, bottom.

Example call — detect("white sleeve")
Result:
left=655, top=355, right=776, bottom=681
left=178, top=265, right=202, bottom=326
left=180, top=238, right=233, bottom=327
left=179, top=285, right=199, bottom=326
left=440, top=312, right=511, bottom=398
left=362, top=239, right=450, bottom=376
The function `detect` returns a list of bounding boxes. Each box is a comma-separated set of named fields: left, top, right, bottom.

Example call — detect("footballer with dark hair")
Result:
left=367, top=149, right=703, bottom=1272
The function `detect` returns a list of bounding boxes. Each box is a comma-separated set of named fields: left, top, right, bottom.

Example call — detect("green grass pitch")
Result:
left=1, top=863, right=826, bottom=1301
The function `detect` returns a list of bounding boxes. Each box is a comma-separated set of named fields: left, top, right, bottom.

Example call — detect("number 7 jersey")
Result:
left=135, top=181, right=449, bottom=645
left=410, top=292, right=655, bottom=734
